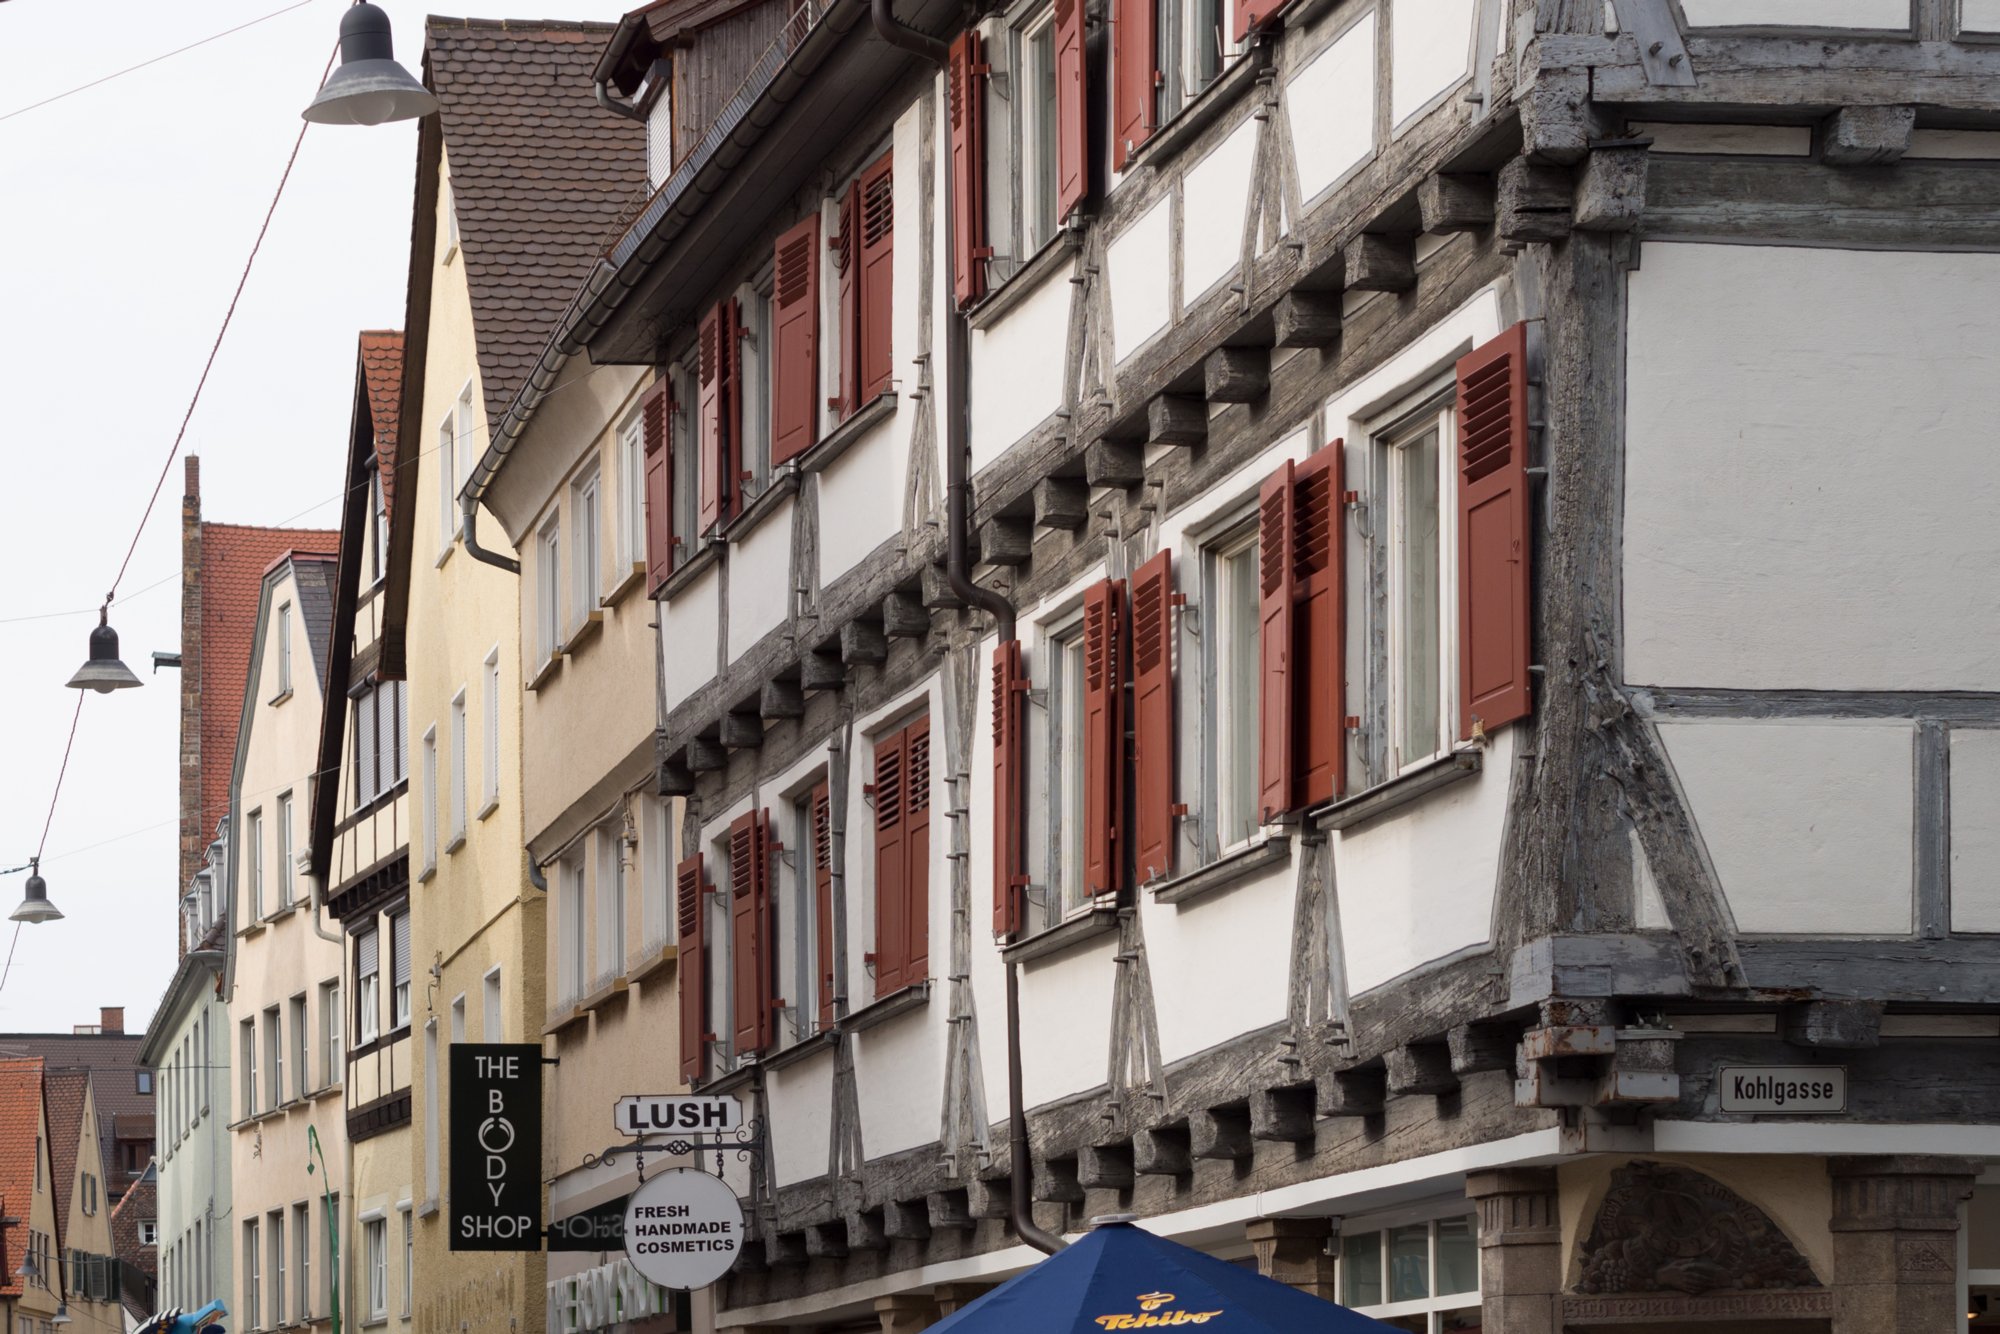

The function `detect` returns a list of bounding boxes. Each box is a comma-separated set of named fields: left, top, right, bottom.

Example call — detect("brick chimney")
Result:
left=178, top=455, right=203, bottom=958
left=100, top=1006, right=124, bottom=1035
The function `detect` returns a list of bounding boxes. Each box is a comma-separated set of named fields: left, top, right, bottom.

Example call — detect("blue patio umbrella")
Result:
left=928, top=1216, right=1402, bottom=1331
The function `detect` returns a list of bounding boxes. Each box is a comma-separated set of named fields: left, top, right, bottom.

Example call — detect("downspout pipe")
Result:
left=462, top=494, right=521, bottom=575
left=871, top=0, right=1058, bottom=1257
left=595, top=79, right=647, bottom=121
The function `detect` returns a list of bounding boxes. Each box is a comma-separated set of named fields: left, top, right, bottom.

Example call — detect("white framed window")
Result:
left=289, top=993, right=307, bottom=1101
left=787, top=782, right=822, bottom=1043
left=1335, top=1211, right=1480, bottom=1331
left=320, top=978, right=342, bottom=1088
left=369, top=459, right=389, bottom=585
left=1013, top=8, right=1061, bottom=257
left=422, top=1020, right=440, bottom=1205
left=276, top=601, right=294, bottom=697
left=443, top=181, right=460, bottom=261
left=641, top=795, right=672, bottom=954
left=246, top=807, right=265, bottom=920
left=276, top=791, right=295, bottom=908
left=1035, top=611, right=1089, bottom=928
left=239, top=1018, right=258, bottom=1118
left=265, top=1005, right=282, bottom=1109
left=421, top=725, right=439, bottom=874
left=449, top=688, right=468, bottom=846
left=481, top=648, right=500, bottom=812
left=670, top=362, right=699, bottom=554
left=451, top=993, right=466, bottom=1044
left=735, top=279, right=773, bottom=499
left=294, top=1201, right=312, bottom=1319
left=357, top=927, right=381, bottom=1044
left=390, top=908, right=412, bottom=1030
left=269, top=1208, right=286, bottom=1326
left=572, top=464, right=603, bottom=618
left=618, top=409, right=646, bottom=570
left=596, top=823, right=628, bottom=988
left=243, top=1218, right=260, bottom=1331
left=139, top=1218, right=156, bottom=1245
left=437, top=409, right=459, bottom=559
left=456, top=381, right=479, bottom=507
left=365, top=1216, right=388, bottom=1320
left=1200, top=515, right=1263, bottom=856
left=483, top=966, right=502, bottom=1040
left=401, top=1206, right=414, bottom=1317
left=537, top=516, right=562, bottom=663
left=557, top=854, right=587, bottom=1007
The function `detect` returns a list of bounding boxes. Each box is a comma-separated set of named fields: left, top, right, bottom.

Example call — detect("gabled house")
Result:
left=0, top=1058, right=64, bottom=1332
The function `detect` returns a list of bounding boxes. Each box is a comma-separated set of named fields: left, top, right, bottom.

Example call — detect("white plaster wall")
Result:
left=1108, top=198, right=1173, bottom=363
left=766, top=1048, right=836, bottom=1187
left=818, top=417, right=908, bottom=582
left=727, top=498, right=794, bottom=661
left=1142, top=862, right=1294, bottom=1062
left=659, top=569, right=719, bottom=709
left=1625, top=244, right=2000, bottom=692
left=1017, top=937, right=1118, bottom=1105
left=1633, top=831, right=1672, bottom=930
left=970, top=265, right=1071, bottom=471
left=1287, top=13, right=1375, bottom=204
left=1390, top=0, right=1477, bottom=128
left=1336, top=726, right=1513, bottom=995
left=1950, top=728, right=2000, bottom=932
left=1906, top=129, right=2000, bottom=159
left=1659, top=719, right=1914, bottom=935
left=1680, top=0, right=1909, bottom=25
left=1182, top=119, right=1260, bottom=304
left=852, top=1010, right=946, bottom=1157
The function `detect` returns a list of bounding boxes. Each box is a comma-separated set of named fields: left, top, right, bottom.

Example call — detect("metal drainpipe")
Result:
left=462, top=495, right=521, bottom=575
left=595, top=79, right=647, bottom=121
left=869, top=0, right=1060, bottom=1257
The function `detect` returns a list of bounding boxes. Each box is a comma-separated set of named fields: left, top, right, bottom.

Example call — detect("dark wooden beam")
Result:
left=844, top=1208, right=886, bottom=1252
left=1342, top=234, right=1416, bottom=293
left=1085, top=440, right=1145, bottom=488
left=660, top=758, right=697, bottom=796
left=1572, top=143, right=1648, bottom=232
left=686, top=735, right=729, bottom=772
left=977, top=516, right=1035, bottom=567
left=1032, top=1157, right=1085, bottom=1203
left=1782, top=999, right=1883, bottom=1049
left=1133, top=1125, right=1192, bottom=1177
left=965, top=1174, right=1012, bottom=1220
left=805, top=1222, right=847, bottom=1259
left=1316, top=1067, right=1385, bottom=1119
left=1249, top=1085, right=1315, bottom=1143
left=1448, top=1023, right=1517, bottom=1076
left=920, top=564, right=964, bottom=609
left=882, top=590, right=932, bottom=637
left=1418, top=172, right=1495, bottom=233
left=1148, top=394, right=1209, bottom=445
left=1203, top=347, right=1269, bottom=403
left=840, top=618, right=888, bottom=666
left=881, top=1198, right=931, bottom=1240
left=1497, top=157, right=1574, bottom=242
left=800, top=648, right=846, bottom=692
left=766, top=1230, right=808, bottom=1266
left=719, top=711, right=764, bottom=750
left=1385, top=1042, right=1457, bottom=1096
left=925, top=1189, right=974, bottom=1231
left=1033, top=476, right=1091, bottom=531
left=760, top=678, right=806, bottom=720
left=1189, top=1105, right=1252, bottom=1162
left=1078, top=1140, right=1135, bottom=1189
left=1271, top=291, right=1341, bottom=348
left=1822, top=105, right=1915, bottom=166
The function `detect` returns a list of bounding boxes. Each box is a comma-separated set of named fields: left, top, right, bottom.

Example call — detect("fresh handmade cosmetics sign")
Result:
left=1717, top=1065, right=1847, bottom=1114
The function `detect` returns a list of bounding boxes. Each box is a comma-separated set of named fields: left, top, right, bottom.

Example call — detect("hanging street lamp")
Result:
left=302, top=2, right=439, bottom=126
left=66, top=608, right=142, bottom=692
left=10, top=861, right=63, bottom=925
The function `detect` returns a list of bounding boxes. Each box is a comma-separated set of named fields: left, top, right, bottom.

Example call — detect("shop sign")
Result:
left=546, top=1255, right=676, bottom=1334
left=1716, top=1065, right=1847, bottom=1114
left=614, top=1093, right=744, bottom=1135
left=548, top=1196, right=627, bottom=1252
left=450, top=1043, right=544, bottom=1249
left=623, top=1168, right=744, bottom=1290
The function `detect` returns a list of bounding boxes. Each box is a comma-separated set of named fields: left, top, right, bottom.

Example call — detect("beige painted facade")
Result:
left=60, top=1084, right=124, bottom=1332
left=226, top=557, right=348, bottom=1332
left=402, top=151, right=548, bottom=1334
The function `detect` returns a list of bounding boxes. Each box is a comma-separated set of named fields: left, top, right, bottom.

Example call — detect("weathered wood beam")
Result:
left=1572, top=142, right=1649, bottom=232
left=926, top=1189, right=974, bottom=1231
left=1497, top=158, right=1574, bottom=242
left=977, top=516, right=1035, bottom=567
left=844, top=1208, right=886, bottom=1252
left=1085, top=440, right=1145, bottom=488
left=1782, top=999, right=1883, bottom=1049
left=1271, top=291, right=1341, bottom=348
left=840, top=618, right=888, bottom=666
left=1078, top=1140, right=1135, bottom=1189
left=660, top=759, right=697, bottom=796
left=1033, top=1156, right=1085, bottom=1203
left=965, top=1174, right=1012, bottom=1219
left=800, top=648, right=846, bottom=692
left=1418, top=172, right=1495, bottom=233
left=686, top=735, right=729, bottom=772
left=1133, top=1125, right=1192, bottom=1177
left=766, top=1230, right=808, bottom=1266
left=1449, top=1023, right=1517, bottom=1076
left=920, top=564, right=964, bottom=610
left=1148, top=394, right=1208, bottom=445
left=1342, top=234, right=1416, bottom=293
left=720, top=710, right=765, bottom=750
left=882, top=590, right=932, bottom=637
left=1385, top=1042, right=1457, bottom=1096
left=1822, top=104, right=1915, bottom=166
left=1316, top=1067, right=1386, bottom=1119
left=1203, top=346, right=1269, bottom=403
left=882, top=1198, right=932, bottom=1240
left=805, top=1222, right=846, bottom=1259
left=1033, top=476, right=1091, bottom=531
left=760, top=678, right=806, bottom=720
left=1520, top=70, right=1604, bottom=164
left=1189, top=1105, right=1252, bottom=1162
left=1249, top=1085, right=1315, bottom=1143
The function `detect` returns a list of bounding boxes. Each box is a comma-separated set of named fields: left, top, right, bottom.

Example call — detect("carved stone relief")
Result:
left=1575, top=1161, right=1819, bottom=1296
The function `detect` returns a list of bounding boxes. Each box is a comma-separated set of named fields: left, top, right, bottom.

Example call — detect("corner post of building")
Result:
left=1467, top=1167, right=1561, bottom=1334
left=873, top=1291, right=941, bottom=1333
left=1245, top=1216, right=1336, bottom=1301
left=1828, top=1154, right=1978, bottom=1334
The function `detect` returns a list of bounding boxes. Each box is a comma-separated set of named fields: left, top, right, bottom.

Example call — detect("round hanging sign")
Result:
left=622, top=1167, right=745, bottom=1290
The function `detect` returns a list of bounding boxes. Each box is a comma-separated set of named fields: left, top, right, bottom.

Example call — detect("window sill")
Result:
left=800, top=392, right=898, bottom=476
left=525, top=650, right=563, bottom=692
left=238, top=919, right=266, bottom=941
left=603, top=561, right=646, bottom=609
left=1121, top=49, right=1264, bottom=178
left=626, top=943, right=678, bottom=987
left=762, top=1027, right=837, bottom=1070
left=1312, top=747, right=1483, bottom=834
left=724, top=468, right=801, bottom=543
left=262, top=905, right=292, bottom=925
left=418, top=1197, right=439, bottom=1220
left=1003, top=904, right=1121, bottom=967
left=654, top=536, right=723, bottom=601
left=578, top=976, right=630, bottom=1012
left=969, top=231, right=1082, bottom=332
left=543, top=1003, right=592, bottom=1038
left=843, top=981, right=931, bottom=1034
left=435, top=538, right=457, bottom=571
left=477, top=795, right=499, bottom=822
left=444, top=831, right=467, bottom=855
left=1151, top=833, right=1293, bottom=906
left=417, top=860, right=437, bottom=884
left=564, top=610, right=605, bottom=656
left=268, top=688, right=295, bottom=707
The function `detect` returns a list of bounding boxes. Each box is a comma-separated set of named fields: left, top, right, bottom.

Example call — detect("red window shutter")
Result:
left=857, top=152, right=895, bottom=403
left=991, top=640, right=1027, bottom=939
left=811, top=781, right=835, bottom=1028
left=948, top=32, right=990, bottom=310
left=697, top=304, right=725, bottom=534
left=641, top=377, right=675, bottom=595
left=1456, top=323, right=1533, bottom=739
left=837, top=185, right=860, bottom=419
left=1232, top=0, right=1292, bottom=44
left=872, top=729, right=907, bottom=995
left=1257, top=460, right=1296, bottom=820
left=675, top=854, right=707, bottom=1083
left=1054, top=0, right=1088, bottom=221
left=901, top=715, right=931, bottom=984
left=1112, top=0, right=1158, bottom=171
left=1082, top=578, right=1127, bottom=898
left=1129, top=550, right=1175, bottom=883
left=770, top=216, right=821, bottom=466
left=728, top=810, right=770, bottom=1056
left=1292, top=446, right=1345, bottom=805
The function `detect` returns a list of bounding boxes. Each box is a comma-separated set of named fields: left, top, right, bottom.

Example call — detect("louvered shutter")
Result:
left=1129, top=550, right=1176, bottom=883
left=729, top=810, right=772, bottom=1056
left=770, top=217, right=821, bottom=465
left=356, top=926, right=379, bottom=982
left=1257, top=460, right=1296, bottom=820
left=949, top=32, right=990, bottom=309
left=676, top=855, right=707, bottom=1082
left=697, top=305, right=725, bottom=534
left=857, top=152, right=896, bottom=403
left=1456, top=323, right=1533, bottom=739
left=642, top=377, right=675, bottom=593
left=902, top=715, right=931, bottom=983
left=991, top=641, right=1028, bottom=939
left=1293, top=446, right=1345, bottom=805
left=391, top=909, right=411, bottom=997
left=811, top=782, right=836, bottom=1028
left=1232, top=0, right=1292, bottom=43
left=837, top=185, right=861, bottom=419
left=1055, top=0, right=1088, bottom=220
left=871, top=730, right=907, bottom=994
left=1082, top=579, right=1126, bottom=897
left=1112, top=0, right=1158, bottom=171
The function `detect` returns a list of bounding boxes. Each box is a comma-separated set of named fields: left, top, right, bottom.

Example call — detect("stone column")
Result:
left=1467, top=1167, right=1562, bottom=1334
left=1246, top=1217, right=1337, bottom=1301
left=1829, top=1154, right=1978, bottom=1334
left=874, top=1292, right=940, bottom=1333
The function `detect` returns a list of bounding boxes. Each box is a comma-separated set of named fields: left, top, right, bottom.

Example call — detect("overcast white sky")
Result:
left=0, top=0, right=620, bottom=1033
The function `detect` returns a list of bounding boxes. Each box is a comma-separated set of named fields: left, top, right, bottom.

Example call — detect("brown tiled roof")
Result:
left=0, top=1031, right=148, bottom=1203
left=0, top=1057, right=46, bottom=1299
left=44, top=1070, right=87, bottom=1240
left=359, top=330, right=404, bottom=513
left=424, top=18, right=648, bottom=433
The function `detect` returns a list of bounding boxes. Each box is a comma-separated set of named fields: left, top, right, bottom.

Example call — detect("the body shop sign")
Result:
left=451, top=1043, right=543, bottom=1250
left=623, top=1169, right=743, bottom=1289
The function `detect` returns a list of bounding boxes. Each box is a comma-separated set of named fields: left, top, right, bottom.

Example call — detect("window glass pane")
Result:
left=1388, top=1222, right=1431, bottom=1303
left=1057, top=631, right=1087, bottom=916
left=1340, top=1230, right=1382, bottom=1307
left=1188, top=0, right=1220, bottom=91
left=1029, top=20, right=1058, bottom=249
left=1436, top=1216, right=1478, bottom=1296
left=1220, top=535, right=1260, bottom=846
left=1395, top=425, right=1441, bottom=766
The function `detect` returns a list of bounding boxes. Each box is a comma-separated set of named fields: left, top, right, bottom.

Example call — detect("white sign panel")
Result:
left=1717, top=1066, right=1847, bottom=1114
left=615, top=1093, right=743, bottom=1136
left=623, top=1169, right=744, bottom=1290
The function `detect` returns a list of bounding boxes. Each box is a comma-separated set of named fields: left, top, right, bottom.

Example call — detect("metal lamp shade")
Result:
left=302, top=3, right=438, bottom=125
left=51, top=1304, right=72, bottom=1327
left=10, top=870, right=62, bottom=924
left=66, top=618, right=142, bottom=692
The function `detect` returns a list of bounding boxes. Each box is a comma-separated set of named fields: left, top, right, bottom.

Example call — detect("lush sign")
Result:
left=622, top=1168, right=744, bottom=1289
left=450, top=1043, right=543, bottom=1250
